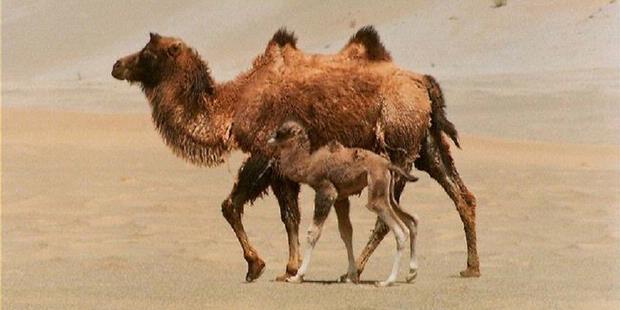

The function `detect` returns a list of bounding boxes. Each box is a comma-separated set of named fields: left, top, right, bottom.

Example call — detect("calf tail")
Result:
left=388, top=164, right=419, bottom=183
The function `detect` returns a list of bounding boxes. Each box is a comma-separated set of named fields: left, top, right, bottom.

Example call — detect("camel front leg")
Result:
left=334, top=198, right=358, bottom=283
left=221, top=155, right=273, bottom=282
left=271, top=176, right=302, bottom=281
left=288, top=182, right=336, bottom=283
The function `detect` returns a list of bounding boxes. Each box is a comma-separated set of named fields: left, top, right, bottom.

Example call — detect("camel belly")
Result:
left=332, top=172, right=368, bottom=198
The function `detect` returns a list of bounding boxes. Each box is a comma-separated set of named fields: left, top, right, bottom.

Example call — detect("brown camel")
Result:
left=268, top=121, right=420, bottom=286
left=111, top=26, right=479, bottom=282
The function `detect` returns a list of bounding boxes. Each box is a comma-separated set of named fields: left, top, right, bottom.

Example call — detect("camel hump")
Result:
left=342, top=25, right=392, bottom=62
left=270, top=27, right=298, bottom=49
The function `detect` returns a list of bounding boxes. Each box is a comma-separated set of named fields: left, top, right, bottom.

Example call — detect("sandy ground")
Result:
left=3, top=0, right=620, bottom=309
left=3, top=88, right=619, bottom=309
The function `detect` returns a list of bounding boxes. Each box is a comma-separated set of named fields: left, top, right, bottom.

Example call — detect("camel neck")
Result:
left=144, top=61, right=238, bottom=166
left=277, top=140, right=312, bottom=183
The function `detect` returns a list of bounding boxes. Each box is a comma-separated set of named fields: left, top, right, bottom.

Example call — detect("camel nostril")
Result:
left=113, top=61, right=121, bottom=70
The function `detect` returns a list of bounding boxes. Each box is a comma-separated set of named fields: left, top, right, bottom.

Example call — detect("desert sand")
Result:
left=2, top=1, right=620, bottom=309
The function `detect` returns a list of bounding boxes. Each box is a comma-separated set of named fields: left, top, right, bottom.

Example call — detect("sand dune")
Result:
left=2, top=0, right=620, bottom=309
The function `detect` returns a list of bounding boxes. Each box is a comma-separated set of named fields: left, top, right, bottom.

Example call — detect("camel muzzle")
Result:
left=111, top=60, right=126, bottom=80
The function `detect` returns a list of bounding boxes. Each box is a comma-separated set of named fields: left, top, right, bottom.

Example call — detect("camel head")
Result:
left=267, top=121, right=310, bottom=153
left=112, top=33, right=188, bottom=86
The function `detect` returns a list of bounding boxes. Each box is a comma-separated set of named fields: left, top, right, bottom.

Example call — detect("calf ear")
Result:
left=168, top=42, right=182, bottom=57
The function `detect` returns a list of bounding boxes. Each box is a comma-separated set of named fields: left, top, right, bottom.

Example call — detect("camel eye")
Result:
left=143, top=50, right=157, bottom=60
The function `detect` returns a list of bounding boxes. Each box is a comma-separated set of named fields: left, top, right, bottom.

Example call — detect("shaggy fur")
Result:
left=112, top=26, right=480, bottom=281
left=269, top=121, right=420, bottom=286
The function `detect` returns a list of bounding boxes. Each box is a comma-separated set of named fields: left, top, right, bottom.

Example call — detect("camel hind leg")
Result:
left=354, top=164, right=409, bottom=277
left=389, top=172, right=420, bottom=282
left=415, top=134, right=480, bottom=277
left=369, top=202, right=408, bottom=287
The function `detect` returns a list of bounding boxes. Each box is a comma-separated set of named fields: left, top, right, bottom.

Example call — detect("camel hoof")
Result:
left=286, top=275, right=303, bottom=283
left=376, top=280, right=394, bottom=287
left=245, top=259, right=266, bottom=282
left=406, top=268, right=418, bottom=283
left=459, top=267, right=481, bottom=278
left=275, top=272, right=296, bottom=282
left=338, top=272, right=360, bottom=284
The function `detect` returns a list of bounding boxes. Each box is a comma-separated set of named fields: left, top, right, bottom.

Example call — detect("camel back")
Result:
left=231, top=50, right=432, bottom=165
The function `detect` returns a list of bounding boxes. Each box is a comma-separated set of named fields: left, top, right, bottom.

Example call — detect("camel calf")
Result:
left=268, top=121, right=420, bottom=286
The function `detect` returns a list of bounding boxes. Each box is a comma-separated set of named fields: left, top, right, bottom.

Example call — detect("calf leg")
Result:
left=388, top=172, right=420, bottom=282
left=221, top=155, right=272, bottom=282
left=354, top=174, right=408, bottom=276
left=334, top=198, right=358, bottom=283
left=288, top=182, right=337, bottom=283
left=270, top=176, right=302, bottom=281
left=370, top=203, right=408, bottom=287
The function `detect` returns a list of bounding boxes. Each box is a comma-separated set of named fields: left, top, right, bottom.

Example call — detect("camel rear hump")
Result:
left=341, top=25, right=392, bottom=62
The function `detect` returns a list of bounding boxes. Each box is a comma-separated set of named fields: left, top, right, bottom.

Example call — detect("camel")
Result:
left=111, top=26, right=480, bottom=282
left=268, top=121, right=420, bottom=286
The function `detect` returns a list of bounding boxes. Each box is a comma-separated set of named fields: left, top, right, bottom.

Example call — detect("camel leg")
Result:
left=415, top=135, right=480, bottom=277
left=221, top=155, right=272, bottom=282
left=270, top=176, right=302, bottom=282
left=389, top=173, right=420, bottom=282
left=354, top=174, right=408, bottom=276
left=334, top=198, right=358, bottom=283
left=391, top=202, right=419, bottom=282
left=371, top=204, right=408, bottom=287
left=287, top=182, right=336, bottom=283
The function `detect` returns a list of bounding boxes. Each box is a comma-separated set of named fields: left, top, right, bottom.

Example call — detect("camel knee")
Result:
left=456, top=201, right=475, bottom=222
left=306, top=226, right=322, bottom=246
left=366, top=202, right=383, bottom=213
left=393, top=228, right=408, bottom=251
left=221, top=198, right=239, bottom=223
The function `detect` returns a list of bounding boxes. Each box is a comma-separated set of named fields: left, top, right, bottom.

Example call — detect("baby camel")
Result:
left=268, top=121, right=420, bottom=286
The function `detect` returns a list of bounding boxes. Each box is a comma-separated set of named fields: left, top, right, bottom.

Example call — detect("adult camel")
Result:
left=111, top=26, right=479, bottom=282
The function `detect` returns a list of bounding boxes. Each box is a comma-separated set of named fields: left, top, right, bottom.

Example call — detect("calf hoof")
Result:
left=376, top=280, right=394, bottom=287
left=459, top=267, right=481, bottom=278
left=275, top=272, right=296, bottom=282
left=406, top=268, right=418, bottom=283
left=338, top=272, right=360, bottom=284
left=245, top=259, right=266, bottom=282
left=286, top=275, right=304, bottom=283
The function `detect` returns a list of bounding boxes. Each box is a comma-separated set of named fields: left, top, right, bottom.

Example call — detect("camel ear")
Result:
left=149, top=32, right=161, bottom=42
left=167, top=42, right=182, bottom=57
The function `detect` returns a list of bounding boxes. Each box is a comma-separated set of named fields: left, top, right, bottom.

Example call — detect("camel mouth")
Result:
left=111, top=69, right=126, bottom=80
left=111, top=60, right=127, bottom=80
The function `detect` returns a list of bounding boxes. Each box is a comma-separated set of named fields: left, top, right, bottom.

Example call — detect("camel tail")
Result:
left=424, top=75, right=461, bottom=149
left=388, top=164, right=419, bottom=183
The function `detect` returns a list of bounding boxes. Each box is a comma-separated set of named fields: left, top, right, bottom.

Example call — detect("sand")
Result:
left=2, top=0, right=620, bottom=309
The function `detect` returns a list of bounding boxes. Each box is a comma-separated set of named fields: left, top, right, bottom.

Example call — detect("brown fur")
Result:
left=269, top=121, right=419, bottom=285
left=112, top=27, right=479, bottom=281
left=269, top=121, right=418, bottom=196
